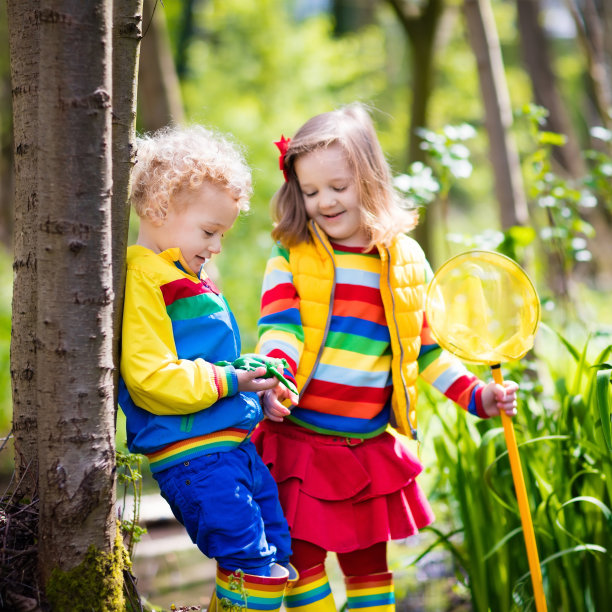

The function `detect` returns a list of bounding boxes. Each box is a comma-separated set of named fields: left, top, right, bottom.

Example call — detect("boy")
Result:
left=119, top=125, right=294, bottom=610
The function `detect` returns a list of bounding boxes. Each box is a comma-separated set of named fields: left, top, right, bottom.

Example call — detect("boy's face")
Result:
left=149, top=181, right=240, bottom=274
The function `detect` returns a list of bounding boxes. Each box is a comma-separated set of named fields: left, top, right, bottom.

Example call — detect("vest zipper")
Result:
left=384, top=246, right=418, bottom=441
left=300, top=223, right=336, bottom=395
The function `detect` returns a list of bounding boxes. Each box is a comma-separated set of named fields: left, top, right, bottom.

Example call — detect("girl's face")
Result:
left=294, top=143, right=368, bottom=247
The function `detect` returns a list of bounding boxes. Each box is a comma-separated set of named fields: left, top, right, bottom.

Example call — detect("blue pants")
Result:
left=153, top=440, right=292, bottom=575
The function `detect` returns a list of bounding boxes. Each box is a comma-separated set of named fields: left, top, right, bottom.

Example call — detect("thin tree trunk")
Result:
left=7, top=0, right=40, bottom=501
left=564, top=0, right=612, bottom=131
left=112, top=0, right=143, bottom=400
left=332, top=0, right=377, bottom=35
left=463, top=0, right=528, bottom=229
left=516, top=0, right=584, bottom=177
left=138, top=0, right=184, bottom=131
left=386, top=0, right=444, bottom=261
left=604, top=0, right=612, bottom=80
left=36, top=0, right=118, bottom=603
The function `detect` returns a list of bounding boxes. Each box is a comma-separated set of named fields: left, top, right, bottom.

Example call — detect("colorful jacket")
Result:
left=257, top=222, right=486, bottom=440
left=119, top=245, right=262, bottom=473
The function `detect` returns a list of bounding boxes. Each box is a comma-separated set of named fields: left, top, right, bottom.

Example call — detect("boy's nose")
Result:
left=209, top=238, right=222, bottom=254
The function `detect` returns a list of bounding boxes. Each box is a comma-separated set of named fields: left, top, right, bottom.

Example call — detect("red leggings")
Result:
left=291, top=539, right=388, bottom=576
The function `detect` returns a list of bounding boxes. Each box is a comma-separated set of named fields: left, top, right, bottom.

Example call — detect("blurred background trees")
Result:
left=0, top=0, right=611, bottom=610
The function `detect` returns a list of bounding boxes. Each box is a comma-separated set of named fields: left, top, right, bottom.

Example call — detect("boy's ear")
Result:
left=141, top=212, right=165, bottom=228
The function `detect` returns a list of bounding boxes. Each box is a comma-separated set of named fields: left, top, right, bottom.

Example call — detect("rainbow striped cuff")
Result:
left=146, top=428, right=249, bottom=473
left=216, top=566, right=286, bottom=611
left=285, top=564, right=336, bottom=610
left=468, top=385, right=488, bottom=418
left=345, top=572, right=395, bottom=610
left=212, top=364, right=238, bottom=398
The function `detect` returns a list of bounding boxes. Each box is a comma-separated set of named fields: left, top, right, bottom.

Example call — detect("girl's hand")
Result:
left=261, top=383, right=299, bottom=422
left=236, top=366, right=279, bottom=393
left=481, top=380, right=519, bottom=418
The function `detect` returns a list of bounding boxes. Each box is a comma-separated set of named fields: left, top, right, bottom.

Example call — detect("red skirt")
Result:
left=252, top=420, right=435, bottom=553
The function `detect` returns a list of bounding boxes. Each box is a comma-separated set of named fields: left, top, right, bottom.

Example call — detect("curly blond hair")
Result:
left=130, top=124, right=252, bottom=223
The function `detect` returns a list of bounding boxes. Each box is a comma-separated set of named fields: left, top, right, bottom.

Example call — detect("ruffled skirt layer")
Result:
left=252, top=420, right=435, bottom=553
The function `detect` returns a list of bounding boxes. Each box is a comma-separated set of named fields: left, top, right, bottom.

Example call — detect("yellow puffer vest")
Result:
left=289, top=222, right=426, bottom=439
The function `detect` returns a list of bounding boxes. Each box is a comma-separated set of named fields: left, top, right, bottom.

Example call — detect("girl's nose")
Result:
left=321, top=192, right=338, bottom=209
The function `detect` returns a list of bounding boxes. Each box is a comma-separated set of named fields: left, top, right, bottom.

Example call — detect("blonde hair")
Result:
left=130, top=124, right=252, bottom=222
left=271, top=103, right=418, bottom=248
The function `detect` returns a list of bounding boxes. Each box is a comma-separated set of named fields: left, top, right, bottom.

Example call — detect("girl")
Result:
left=254, top=103, right=518, bottom=611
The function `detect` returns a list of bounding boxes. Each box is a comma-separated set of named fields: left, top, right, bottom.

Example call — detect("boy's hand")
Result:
left=481, top=380, right=519, bottom=418
left=236, top=366, right=279, bottom=393
left=262, top=383, right=299, bottom=422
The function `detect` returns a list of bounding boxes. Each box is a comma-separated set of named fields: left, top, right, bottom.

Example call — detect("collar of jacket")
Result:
left=128, top=245, right=201, bottom=279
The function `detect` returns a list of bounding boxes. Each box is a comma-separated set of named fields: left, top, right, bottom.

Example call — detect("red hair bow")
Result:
left=274, top=135, right=291, bottom=182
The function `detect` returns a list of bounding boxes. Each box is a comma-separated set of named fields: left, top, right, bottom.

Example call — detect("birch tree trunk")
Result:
left=112, top=0, right=143, bottom=396
left=36, top=0, right=120, bottom=604
left=7, top=0, right=40, bottom=501
left=463, top=0, right=528, bottom=229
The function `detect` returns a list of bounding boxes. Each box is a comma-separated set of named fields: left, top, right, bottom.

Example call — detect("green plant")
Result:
left=412, top=328, right=612, bottom=611
left=116, top=450, right=147, bottom=560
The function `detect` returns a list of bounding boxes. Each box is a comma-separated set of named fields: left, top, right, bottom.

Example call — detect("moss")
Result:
left=46, top=533, right=129, bottom=612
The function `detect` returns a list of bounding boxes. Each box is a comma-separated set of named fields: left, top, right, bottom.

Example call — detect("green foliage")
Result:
left=414, top=329, right=612, bottom=611
left=517, top=103, right=598, bottom=270
left=584, top=127, right=612, bottom=210
left=416, top=123, right=477, bottom=195
left=46, top=538, right=128, bottom=612
left=116, top=450, right=147, bottom=560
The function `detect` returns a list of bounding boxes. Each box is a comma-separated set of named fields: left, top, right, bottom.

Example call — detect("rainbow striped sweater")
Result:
left=258, top=242, right=486, bottom=438
left=119, top=246, right=262, bottom=473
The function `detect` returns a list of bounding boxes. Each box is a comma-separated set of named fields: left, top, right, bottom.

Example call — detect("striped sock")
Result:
left=345, top=572, right=395, bottom=610
left=284, top=564, right=336, bottom=611
left=215, top=566, right=287, bottom=611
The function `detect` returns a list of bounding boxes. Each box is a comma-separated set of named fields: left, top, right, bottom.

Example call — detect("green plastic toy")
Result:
left=216, top=353, right=298, bottom=396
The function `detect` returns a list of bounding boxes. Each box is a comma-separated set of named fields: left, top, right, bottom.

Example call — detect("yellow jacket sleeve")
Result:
left=119, top=268, right=237, bottom=415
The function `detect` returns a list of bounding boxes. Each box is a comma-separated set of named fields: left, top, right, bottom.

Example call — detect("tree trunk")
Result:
left=386, top=0, right=444, bottom=261
left=332, top=0, right=377, bottom=35
left=564, top=0, right=612, bottom=131
left=7, top=0, right=40, bottom=501
left=516, top=0, right=584, bottom=178
left=176, top=0, right=198, bottom=78
left=112, top=0, right=143, bottom=400
left=36, top=0, right=119, bottom=604
left=0, top=78, right=13, bottom=248
left=604, top=0, right=612, bottom=81
left=0, top=4, right=12, bottom=247
left=463, top=0, right=528, bottom=229
left=138, top=0, right=184, bottom=131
